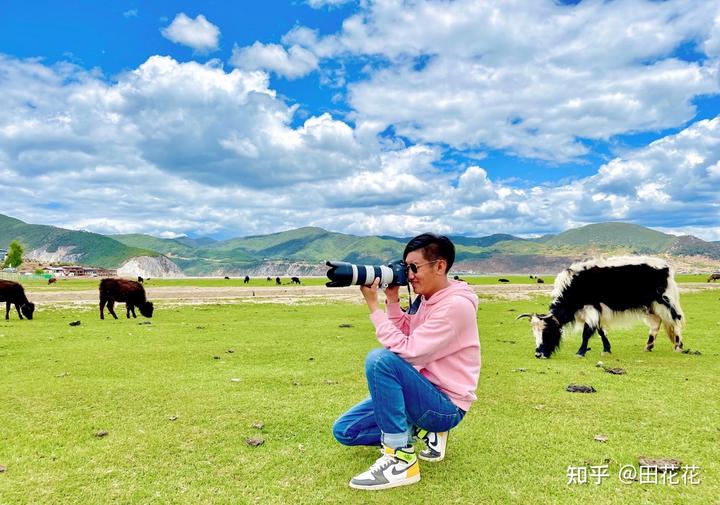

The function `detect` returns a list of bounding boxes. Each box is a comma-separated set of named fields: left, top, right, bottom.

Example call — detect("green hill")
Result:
left=111, top=234, right=198, bottom=257
left=4, top=212, right=720, bottom=274
left=0, top=214, right=159, bottom=268
left=208, top=227, right=405, bottom=264
left=544, top=222, right=676, bottom=252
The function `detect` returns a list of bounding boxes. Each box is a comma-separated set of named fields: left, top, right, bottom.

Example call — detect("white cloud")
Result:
left=123, top=9, right=138, bottom=18
left=161, top=13, right=220, bottom=53
left=292, top=0, right=720, bottom=162
left=230, top=42, right=318, bottom=79
left=307, top=0, right=353, bottom=8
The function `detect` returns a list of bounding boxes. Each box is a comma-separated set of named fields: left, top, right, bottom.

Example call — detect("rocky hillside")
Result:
left=117, top=256, right=185, bottom=278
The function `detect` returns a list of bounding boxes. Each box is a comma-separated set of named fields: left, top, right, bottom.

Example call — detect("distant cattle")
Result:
left=498, top=278, right=510, bottom=283
left=708, top=273, right=720, bottom=282
left=536, top=278, right=545, bottom=284
left=453, top=275, right=466, bottom=282
left=275, top=277, right=282, bottom=285
left=290, top=276, right=301, bottom=285
left=137, top=276, right=144, bottom=283
left=0, top=280, right=35, bottom=320
left=99, top=278, right=154, bottom=320
left=266, top=276, right=272, bottom=282
left=224, top=276, right=230, bottom=280
left=48, top=277, right=57, bottom=285
left=244, top=275, right=250, bottom=284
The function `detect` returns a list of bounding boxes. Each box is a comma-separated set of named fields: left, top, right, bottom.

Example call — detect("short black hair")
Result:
left=403, top=233, right=455, bottom=273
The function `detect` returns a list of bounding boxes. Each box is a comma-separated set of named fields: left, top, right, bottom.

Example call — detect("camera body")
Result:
left=325, top=259, right=408, bottom=288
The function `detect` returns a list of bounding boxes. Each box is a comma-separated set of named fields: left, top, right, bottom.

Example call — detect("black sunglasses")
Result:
left=406, top=260, right=439, bottom=274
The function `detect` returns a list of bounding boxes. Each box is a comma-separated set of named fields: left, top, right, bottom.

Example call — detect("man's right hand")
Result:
left=384, top=284, right=400, bottom=304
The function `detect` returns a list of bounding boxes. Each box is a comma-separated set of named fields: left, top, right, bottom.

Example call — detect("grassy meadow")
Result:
left=0, top=284, right=718, bottom=504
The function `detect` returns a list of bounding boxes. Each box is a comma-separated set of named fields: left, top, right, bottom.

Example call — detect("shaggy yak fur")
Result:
left=0, top=280, right=35, bottom=320
left=99, top=278, right=154, bottom=320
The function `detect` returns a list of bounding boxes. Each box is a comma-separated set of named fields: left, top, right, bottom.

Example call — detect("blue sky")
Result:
left=1, top=0, right=719, bottom=240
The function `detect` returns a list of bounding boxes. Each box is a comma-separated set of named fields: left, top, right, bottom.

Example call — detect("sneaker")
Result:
left=415, top=428, right=448, bottom=462
left=349, top=445, right=421, bottom=490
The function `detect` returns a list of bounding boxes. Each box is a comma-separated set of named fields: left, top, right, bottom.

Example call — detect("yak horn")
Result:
left=515, top=313, right=534, bottom=321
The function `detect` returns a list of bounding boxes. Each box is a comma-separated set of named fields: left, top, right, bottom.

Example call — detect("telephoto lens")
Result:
left=325, top=260, right=408, bottom=287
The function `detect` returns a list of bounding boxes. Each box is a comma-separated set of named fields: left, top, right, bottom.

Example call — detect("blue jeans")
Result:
left=333, top=348, right=465, bottom=449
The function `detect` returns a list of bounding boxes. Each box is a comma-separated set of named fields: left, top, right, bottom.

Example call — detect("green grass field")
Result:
left=1, top=287, right=718, bottom=504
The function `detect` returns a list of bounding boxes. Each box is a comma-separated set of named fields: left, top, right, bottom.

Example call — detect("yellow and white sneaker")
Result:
left=349, top=445, right=420, bottom=490
left=416, top=429, right=448, bottom=462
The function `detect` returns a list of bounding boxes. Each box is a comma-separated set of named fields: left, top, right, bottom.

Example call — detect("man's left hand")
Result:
left=360, top=278, right=380, bottom=312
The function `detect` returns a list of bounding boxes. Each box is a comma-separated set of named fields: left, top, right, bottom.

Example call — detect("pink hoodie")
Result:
left=369, top=280, right=481, bottom=411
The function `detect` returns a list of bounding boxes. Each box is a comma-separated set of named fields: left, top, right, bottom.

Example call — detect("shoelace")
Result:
left=369, top=454, right=398, bottom=473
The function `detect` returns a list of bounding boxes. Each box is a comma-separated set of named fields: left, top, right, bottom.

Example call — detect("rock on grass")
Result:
left=566, top=384, right=596, bottom=393
left=638, top=457, right=681, bottom=472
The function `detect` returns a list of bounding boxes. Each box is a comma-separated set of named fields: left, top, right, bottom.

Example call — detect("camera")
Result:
left=325, top=260, right=409, bottom=288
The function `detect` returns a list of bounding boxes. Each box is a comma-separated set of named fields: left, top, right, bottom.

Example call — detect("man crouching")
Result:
left=332, top=233, right=481, bottom=490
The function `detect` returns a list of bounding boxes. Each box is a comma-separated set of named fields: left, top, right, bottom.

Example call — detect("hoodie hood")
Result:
left=421, top=280, right=478, bottom=309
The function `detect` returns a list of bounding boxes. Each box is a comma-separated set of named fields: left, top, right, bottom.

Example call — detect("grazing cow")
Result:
left=137, top=276, right=144, bottom=283
left=537, top=278, right=545, bottom=284
left=244, top=275, right=250, bottom=284
left=529, top=275, right=536, bottom=279
left=266, top=276, right=272, bottom=282
left=99, top=278, right=154, bottom=320
left=453, top=275, right=466, bottom=282
left=516, top=256, right=684, bottom=358
left=0, top=280, right=35, bottom=320
left=707, top=273, right=720, bottom=282
left=275, top=277, right=282, bottom=285
left=224, top=276, right=230, bottom=280
left=48, top=277, right=57, bottom=285
left=498, top=278, right=510, bottom=283
left=290, top=276, right=301, bottom=285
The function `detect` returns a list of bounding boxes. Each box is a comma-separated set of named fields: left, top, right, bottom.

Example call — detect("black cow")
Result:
left=0, top=280, right=35, bottom=320
left=244, top=275, right=250, bottom=284
left=290, top=276, right=301, bottom=285
left=517, top=257, right=684, bottom=358
left=275, top=277, right=281, bottom=285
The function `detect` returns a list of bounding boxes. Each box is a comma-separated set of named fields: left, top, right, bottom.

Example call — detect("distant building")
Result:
left=44, top=265, right=117, bottom=277
left=0, top=248, right=7, bottom=261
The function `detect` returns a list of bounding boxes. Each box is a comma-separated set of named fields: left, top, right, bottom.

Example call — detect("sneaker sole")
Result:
left=418, top=453, right=445, bottom=462
left=349, top=474, right=421, bottom=490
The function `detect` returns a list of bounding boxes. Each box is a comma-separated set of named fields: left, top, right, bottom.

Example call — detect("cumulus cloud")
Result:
left=230, top=42, right=318, bottom=79
left=161, top=13, right=220, bottom=53
left=290, top=0, right=720, bottom=162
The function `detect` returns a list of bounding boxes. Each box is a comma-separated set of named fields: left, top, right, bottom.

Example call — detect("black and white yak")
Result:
left=516, top=256, right=684, bottom=358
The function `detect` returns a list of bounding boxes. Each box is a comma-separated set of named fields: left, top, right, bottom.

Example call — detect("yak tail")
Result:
left=661, top=295, right=682, bottom=322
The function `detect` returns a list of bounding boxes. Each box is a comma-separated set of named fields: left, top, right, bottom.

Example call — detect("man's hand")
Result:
left=384, top=284, right=400, bottom=304
left=360, top=278, right=381, bottom=312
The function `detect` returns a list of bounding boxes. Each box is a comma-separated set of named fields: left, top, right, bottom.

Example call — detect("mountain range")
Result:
left=2, top=213, right=719, bottom=276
